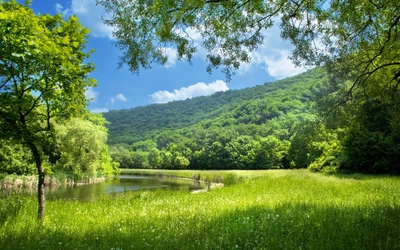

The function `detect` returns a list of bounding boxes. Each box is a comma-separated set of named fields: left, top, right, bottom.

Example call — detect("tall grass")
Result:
left=120, top=168, right=270, bottom=184
left=1, top=170, right=399, bottom=249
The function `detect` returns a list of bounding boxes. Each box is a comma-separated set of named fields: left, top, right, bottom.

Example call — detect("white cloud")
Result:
left=237, top=22, right=307, bottom=79
left=116, top=93, right=128, bottom=102
left=109, top=94, right=127, bottom=104
left=72, top=0, right=114, bottom=39
left=91, top=108, right=109, bottom=113
left=263, top=50, right=306, bottom=79
left=163, top=47, right=178, bottom=68
left=175, top=21, right=306, bottom=79
left=85, top=87, right=99, bottom=101
left=55, top=0, right=113, bottom=39
left=55, top=3, right=71, bottom=17
left=150, top=80, right=229, bottom=104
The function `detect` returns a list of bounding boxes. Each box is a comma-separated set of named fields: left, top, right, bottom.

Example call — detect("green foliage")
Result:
left=102, top=66, right=397, bottom=174
left=148, top=148, right=161, bottom=169
left=341, top=100, right=400, bottom=174
left=54, top=115, right=117, bottom=181
left=0, top=139, right=35, bottom=175
left=0, top=3, right=118, bottom=220
left=99, top=0, right=399, bottom=91
left=0, top=1, right=95, bottom=135
left=110, top=144, right=133, bottom=169
left=132, top=150, right=150, bottom=169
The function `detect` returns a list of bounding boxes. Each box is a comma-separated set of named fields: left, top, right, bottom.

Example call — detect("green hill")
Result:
left=104, top=68, right=328, bottom=145
left=103, top=68, right=340, bottom=171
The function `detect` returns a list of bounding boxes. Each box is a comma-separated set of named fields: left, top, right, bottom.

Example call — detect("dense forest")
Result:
left=105, top=68, right=400, bottom=174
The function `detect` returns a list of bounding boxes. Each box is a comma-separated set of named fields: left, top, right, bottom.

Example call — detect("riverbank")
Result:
left=120, top=168, right=274, bottom=185
left=0, top=174, right=107, bottom=193
left=1, top=170, right=399, bottom=249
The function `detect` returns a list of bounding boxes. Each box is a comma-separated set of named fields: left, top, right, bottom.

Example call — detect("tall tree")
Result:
left=0, top=1, right=95, bottom=219
left=55, top=115, right=117, bottom=181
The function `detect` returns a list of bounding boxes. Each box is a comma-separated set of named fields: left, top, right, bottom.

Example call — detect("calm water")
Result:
left=44, top=175, right=206, bottom=202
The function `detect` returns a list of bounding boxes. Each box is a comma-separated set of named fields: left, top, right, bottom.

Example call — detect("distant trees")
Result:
left=110, top=144, right=133, bottom=168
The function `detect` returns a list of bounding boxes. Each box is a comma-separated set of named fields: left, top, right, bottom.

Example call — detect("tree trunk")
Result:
left=37, top=162, right=45, bottom=220
left=28, top=142, right=45, bottom=219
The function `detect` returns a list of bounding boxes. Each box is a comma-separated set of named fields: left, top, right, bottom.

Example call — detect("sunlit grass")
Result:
left=1, top=170, right=400, bottom=249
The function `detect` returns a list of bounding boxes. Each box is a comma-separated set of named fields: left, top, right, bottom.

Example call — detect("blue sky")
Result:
left=26, top=0, right=306, bottom=113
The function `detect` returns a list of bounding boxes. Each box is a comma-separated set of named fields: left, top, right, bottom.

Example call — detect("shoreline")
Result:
left=120, top=169, right=226, bottom=193
left=0, top=175, right=108, bottom=193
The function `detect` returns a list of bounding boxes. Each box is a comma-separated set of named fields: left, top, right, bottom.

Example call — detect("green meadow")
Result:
left=1, top=170, right=400, bottom=249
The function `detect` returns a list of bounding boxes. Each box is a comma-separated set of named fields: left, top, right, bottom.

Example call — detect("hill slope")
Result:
left=104, top=68, right=328, bottom=145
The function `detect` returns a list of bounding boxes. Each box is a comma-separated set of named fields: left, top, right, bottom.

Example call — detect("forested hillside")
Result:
left=104, top=68, right=327, bottom=144
left=106, top=68, right=339, bottom=171
left=106, top=66, right=400, bottom=175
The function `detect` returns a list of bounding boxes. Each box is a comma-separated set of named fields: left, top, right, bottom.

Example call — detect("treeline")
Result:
left=107, top=68, right=400, bottom=175
left=0, top=112, right=119, bottom=181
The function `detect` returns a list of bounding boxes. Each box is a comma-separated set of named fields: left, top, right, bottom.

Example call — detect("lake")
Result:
left=44, top=175, right=206, bottom=202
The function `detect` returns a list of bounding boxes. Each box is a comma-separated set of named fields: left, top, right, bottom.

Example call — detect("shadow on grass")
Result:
left=2, top=201, right=399, bottom=250
left=324, top=171, right=397, bottom=181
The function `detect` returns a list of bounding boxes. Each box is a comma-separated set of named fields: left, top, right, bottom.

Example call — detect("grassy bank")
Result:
left=1, top=170, right=399, bottom=249
left=120, top=168, right=276, bottom=185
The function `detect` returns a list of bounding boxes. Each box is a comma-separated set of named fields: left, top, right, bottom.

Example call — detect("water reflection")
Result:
left=45, top=175, right=205, bottom=202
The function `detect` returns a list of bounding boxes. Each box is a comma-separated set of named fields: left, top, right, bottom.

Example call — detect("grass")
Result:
left=120, top=168, right=275, bottom=185
left=1, top=169, right=400, bottom=249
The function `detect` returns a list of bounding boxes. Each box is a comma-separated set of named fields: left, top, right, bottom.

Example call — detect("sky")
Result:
left=25, top=0, right=307, bottom=113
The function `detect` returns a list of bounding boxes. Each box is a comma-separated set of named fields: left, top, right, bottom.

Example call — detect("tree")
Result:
left=0, top=1, right=95, bottom=219
left=55, top=115, right=117, bottom=181
left=132, top=150, right=150, bottom=168
left=110, top=144, right=134, bottom=168
left=341, top=99, right=400, bottom=174
left=148, top=148, right=162, bottom=168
